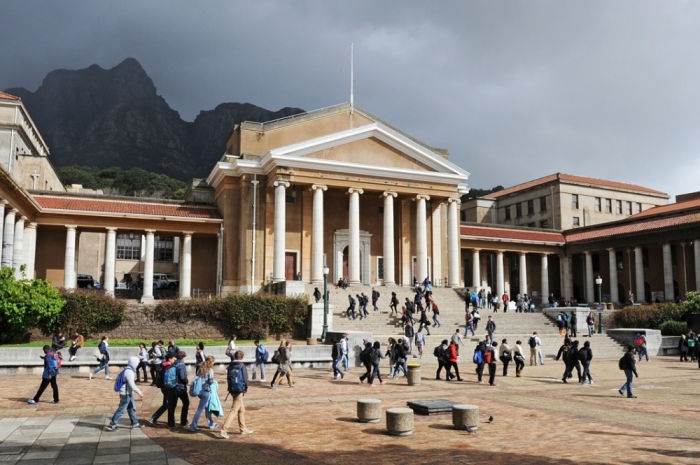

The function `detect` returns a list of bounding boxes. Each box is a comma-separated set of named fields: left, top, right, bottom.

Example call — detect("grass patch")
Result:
left=0, top=338, right=265, bottom=348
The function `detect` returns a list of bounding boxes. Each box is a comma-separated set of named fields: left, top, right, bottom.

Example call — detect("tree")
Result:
left=683, top=291, right=700, bottom=314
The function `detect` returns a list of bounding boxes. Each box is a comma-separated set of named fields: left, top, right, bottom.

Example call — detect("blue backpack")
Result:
left=257, top=345, right=269, bottom=362
left=189, top=376, right=203, bottom=397
left=473, top=349, right=483, bottom=365
left=227, top=363, right=245, bottom=394
left=114, top=366, right=134, bottom=392
left=163, top=365, right=178, bottom=389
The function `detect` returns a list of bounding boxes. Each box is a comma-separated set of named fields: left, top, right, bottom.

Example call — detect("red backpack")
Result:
left=484, top=349, right=494, bottom=364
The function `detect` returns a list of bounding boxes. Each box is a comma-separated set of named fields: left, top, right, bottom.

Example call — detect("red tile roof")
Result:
left=34, top=195, right=222, bottom=220
left=461, top=225, right=565, bottom=243
left=483, top=173, right=667, bottom=199
left=0, top=91, right=20, bottom=101
left=626, top=197, right=700, bottom=220
left=565, top=212, right=700, bottom=242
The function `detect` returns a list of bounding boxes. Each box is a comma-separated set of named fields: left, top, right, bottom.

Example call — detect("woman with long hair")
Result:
left=190, top=355, right=218, bottom=432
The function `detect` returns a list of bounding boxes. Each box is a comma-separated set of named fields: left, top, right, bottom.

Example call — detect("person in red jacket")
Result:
left=446, top=341, right=463, bottom=381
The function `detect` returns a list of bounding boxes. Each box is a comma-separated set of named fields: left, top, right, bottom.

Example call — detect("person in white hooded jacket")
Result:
left=106, top=356, right=143, bottom=431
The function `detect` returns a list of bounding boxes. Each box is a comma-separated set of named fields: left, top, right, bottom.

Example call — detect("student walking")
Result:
left=570, top=311, right=578, bottom=337
left=635, top=332, right=649, bottom=362
left=465, top=311, right=475, bottom=336
left=435, top=339, right=453, bottom=380
left=679, top=334, right=690, bottom=362
left=359, top=342, right=373, bottom=383
left=446, top=340, right=462, bottom=381
left=371, top=288, right=380, bottom=311
left=486, top=342, right=498, bottom=386
left=619, top=346, right=639, bottom=398
left=331, top=338, right=344, bottom=379
left=586, top=312, right=596, bottom=337
left=195, top=342, right=206, bottom=371
left=147, top=353, right=175, bottom=426
left=513, top=340, right=525, bottom=377
left=221, top=350, right=253, bottom=438
left=347, top=294, right=357, bottom=320
left=167, top=351, right=190, bottom=428
left=27, top=345, right=60, bottom=404
left=389, top=292, right=399, bottom=314
left=431, top=300, right=441, bottom=327
left=190, top=355, right=218, bottom=432
left=90, top=336, right=112, bottom=380
left=68, top=332, right=84, bottom=361
left=136, top=343, right=149, bottom=383
left=271, top=341, right=295, bottom=388
left=579, top=341, right=594, bottom=385
left=105, top=356, right=143, bottom=431
left=452, top=329, right=465, bottom=355
left=418, top=309, right=431, bottom=335
left=414, top=329, right=426, bottom=359
left=313, top=287, right=322, bottom=303
left=226, top=335, right=237, bottom=361
left=529, top=332, right=543, bottom=366
left=499, top=339, right=512, bottom=376
left=368, top=341, right=385, bottom=386
left=252, top=340, right=268, bottom=381
left=148, top=340, right=165, bottom=386
left=486, top=316, right=497, bottom=343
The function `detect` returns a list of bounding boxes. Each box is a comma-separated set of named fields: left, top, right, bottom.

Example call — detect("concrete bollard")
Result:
left=357, top=398, right=381, bottom=423
left=386, top=407, right=414, bottom=436
left=452, top=404, right=479, bottom=430
left=407, top=363, right=421, bottom=386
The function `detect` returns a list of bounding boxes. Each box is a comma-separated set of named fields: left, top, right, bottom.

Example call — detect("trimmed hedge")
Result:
left=610, top=302, right=688, bottom=331
left=154, top=294, right=308, bottom=339
left=53, top=289, right=126, bottom=338
left=659, top=320, right=688, bottom=336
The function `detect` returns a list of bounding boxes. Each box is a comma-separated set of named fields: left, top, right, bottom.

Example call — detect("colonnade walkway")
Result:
left=313, top=284, right=626, bottom=361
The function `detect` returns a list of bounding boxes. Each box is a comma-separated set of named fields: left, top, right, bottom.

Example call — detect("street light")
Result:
left=595, top=275, right=604, bottom=334
left=321, top=265, right=330, bottom=342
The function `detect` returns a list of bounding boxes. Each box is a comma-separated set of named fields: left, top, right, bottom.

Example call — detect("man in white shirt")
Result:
left=451, top=329, right=465, bottom=356
left=414, top=330, right=426, bottom=359
left=528, top=332, right=544, bottom=366
left=340, top=334, right=350, bottom=371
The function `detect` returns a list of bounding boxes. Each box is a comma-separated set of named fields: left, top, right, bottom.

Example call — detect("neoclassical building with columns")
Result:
left=0, top=89, right=699, bottom=307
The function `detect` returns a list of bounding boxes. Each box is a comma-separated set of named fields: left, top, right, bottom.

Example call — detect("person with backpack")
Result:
left=167, top=339, right=180, bottom=359
left=486, top=316, right=497, bottom=343
left=251, top=340, right=268, bottom=381
left=136, top=342, right=149, bottom=383
left=313, top=287, right=322, bottom=303
left=465, top=311, right=475, bottom=336
left=331, top=338, right=345, bottom=380
left=431, top=299, right=441, bottom=328
left=221, top=350, right=253, bottom=438
left=570, top=311, right=578, bottom=337
left=485, top=342, right=498, bottom=386
left=385, top=338, right=397, bottom=378
left=414, top=329, right=426, bottom=359
left=68, top=332, right=84, bottom=361
left=147, top=353, right=176, bottom=426
left=392, top=339, right=408, bottom=379
left=688, top=331, right=697, bottom=362
left=372, top=288, right=380, bottom=312
left=389, top=292, right=399, bottom=314
left=579, top=340, right=594, bottom=385
left=368, top=341, right=386, bottom=386
left=513, top=340, right=525, bottom=377
left=149, top=340, right=165, bottom=386
left=358, top=342, right=373, bottom=384
left=446, top=340, right=463, bottom=381
left=404, top=321, right=415, bottom=354
left=618, top=346, right=639, bottom=398
left=190, top=355, right=218, bottom=432
left=474, top=342, right=486, bottom=383
left=89, top=336, right=111, bottom=381
left=271, top=341, right=295, bottom=388
left=528, top=332, right=543, bottom=366
left=556, top=312, right=565, bottom=336
left=195, top=342, right=206, bottom=371
left=418, top=308, right=431, bottom=336
left=502, top=292, right=509, bottom=312
left=359, top=293, right=369, bottom=318
left=499, top=339, right=512, bottom=377
left=28, top=345, right=60, bottom=405
left=679, top=334, right=690, bottom=362
left=472, top=309, right=481, bottom=332
left=434, top=339, right=453, bottom=380
left=167, top=351, right=189, bottom=428
left=566, top=340, right=582, bottom=383
left=635, top=332, right=649, bottom=362
left=105, top=356, right=143, bottom=431
left=556, top=342, right=572, bottom=382
left=347, top=294, right=357, bottom=320
left=586, top=312, right=596, bottom=337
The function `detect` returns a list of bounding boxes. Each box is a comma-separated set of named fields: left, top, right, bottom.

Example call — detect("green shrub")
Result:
left=654, top=303, right=687, bottom=327
left=52, top=289, right=126, bottom=338
left=155, top=294, right=308, bottom=339
left=610, top=305, right=658, bottom=329
left=683, top=291, right=700, bottom=314
left=659, top=320, right=687, bottom=336
left=0, top=266, right=64, bottom=343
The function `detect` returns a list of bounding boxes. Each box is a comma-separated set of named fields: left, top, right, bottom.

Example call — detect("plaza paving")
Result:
left=2, top=355, right=700, bottom=464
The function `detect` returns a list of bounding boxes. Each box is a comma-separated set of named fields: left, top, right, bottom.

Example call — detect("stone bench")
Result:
left=452, top=404, right=479, bottom=430
left=357, top=399, right=381, bottom=423
left=386, top=407, right=414, bottom=436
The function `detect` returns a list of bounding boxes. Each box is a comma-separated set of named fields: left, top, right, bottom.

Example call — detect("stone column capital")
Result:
left=66, top=225, right=77, bottom=231
left=106, top=227, right=118, bottom=232
left=520, top=251, right=527, bottom=257
left=18, top=216, right=27, bottom=222
left=0, top=200, right=7, bottom=206
left=606, top=248, right=616, bottom=252
left=8, top=208, right=18, bottom=214
left=311, top=184, right=327, bottom=192
left=472, top=248, right=481, bottom=253
left=26, top=222, right=37, bottom=230
left=347, top=188, right=364, bottom=195
left=144, top=229, right=156, bottom=235
left=583, top=250, right=591, bottom=256
left=415, top=194, right=430, bottom=201
left=541, top=252, right=549, bottom=257
left=447, top=197, right=461, bottom=204
left=273, top=179, right=290, bottom=189
left=182, top=231, right=194, bottom=237
left=382, top=190, right=398, bottom=198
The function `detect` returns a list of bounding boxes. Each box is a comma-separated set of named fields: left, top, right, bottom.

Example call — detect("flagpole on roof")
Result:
left=350, top=43, right=354, bottom=115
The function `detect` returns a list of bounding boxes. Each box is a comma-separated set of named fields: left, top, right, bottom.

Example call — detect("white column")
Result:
left=634, top=247, right=645, bottom=303
left=519, top=252, right=528, bottom=295
left=24, top=223, right=37, bottom=280
left=64, top=226, right=77, bottom=289
left=1, top=208, right=16, bottom=268
left=447, top=198, right=460, bottom=287
left=0, top=201, right=5, bottom=265
left=608, top=248, right=619, bottom=304
left=541, top=254, right=549, bottom=302
left=382, top=191, right=397, bottom=285
left=12, top=216, right=25, bottom=279
left=311, top=184, right=327, bottom=284
left=662, top=243, right=674, bottom=301
left=104, top=228, right=117, bottom=296
left=472, top=249, right=481, bottom=288
left=560, top=255, right=572, bottom=300
left=173, top=237, right=180, bottom=265
left=496, top=250, right=505, bottom=296
left=141, top=230, right=155, bottom=304
left=584, top=251, right=594, bottom=302
left=181, top=232, right=193, bottom=299
left=348, top=188, right=363, bottom=284
left=272, top=180, right=289, bottom=282
left=415, top=195, right=430, bottom=282
left=695, top=240, right=700, bottom=291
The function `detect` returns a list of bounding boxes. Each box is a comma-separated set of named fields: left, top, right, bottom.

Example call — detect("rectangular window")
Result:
left=572, top=216, right=580, bottom=227
left=592, top=254, right=600, bottom=273
left=527, top=199, right=534, bottom=215
left=572, top=194, right=579, bottom=209
left=116, top=234, right=141, bottom=260
left=642, top=247, right=649, bottom=268
left=616, top=200, right=622, bottom=214
left=605, top=198, right=612, bottom=213
left=377, top=257, right=384, bottom=280
left=154, top=235, right=174, bottom=261
left=540, top=196, right=547, bottom=212
left=504, top=207, right=511, bottom=221
left=626, top=201, right=632, bottom=215
left=285, top=193, right=296, bottom=204
left=527, top=222, right=536, bottom=227
left=636, top=202, right=642, bottom=213
left=460, top=210, right=466, bottom=222
left=516, top=203, right=522, bottom=218
left=594, top=197, right=601, bottom=212
left=616, top=251, right=624, bottom=270
left=540, top=219, right=548, bottom=229
left=671, top=244, right=677, bottom=266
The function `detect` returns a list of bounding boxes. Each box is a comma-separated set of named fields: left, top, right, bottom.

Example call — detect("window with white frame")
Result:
left=116, top=234, right=141, bottom=260
left=154, top=236, right=174, bottom=261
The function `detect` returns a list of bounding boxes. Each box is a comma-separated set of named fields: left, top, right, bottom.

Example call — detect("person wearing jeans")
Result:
left=252, top=340, right=267, bottom=381
left=619, top=346, right=638, bottom=398
left=167, top=352, right=189, bottom=428
left=636, top=333, right=649, bottom=362
left=148, top=354, right=175, bottom=426
left=90, top=336, right=111, bottom=380
left=340, top=335, right=350, bottom=371
left=221, top=350, right=253, bottom=438
left=190, top=356, right=217, bottom=432
left=28, top=345, right=59, bottom=405
left=106, top=356, right=143, bottom=431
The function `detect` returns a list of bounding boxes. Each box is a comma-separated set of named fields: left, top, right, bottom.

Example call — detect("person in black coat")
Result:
left=566, top=340, right=582, bottom=383
left=570, top=311, right=578, bottom=337
left=556, top=342, right=571, bottom=382
left=578, top=341, right=593, bottom=385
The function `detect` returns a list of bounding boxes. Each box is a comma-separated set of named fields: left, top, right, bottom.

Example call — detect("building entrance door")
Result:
left=285, top=252, right=296, bottom=281
left=342, top=247, right=349, bottom=279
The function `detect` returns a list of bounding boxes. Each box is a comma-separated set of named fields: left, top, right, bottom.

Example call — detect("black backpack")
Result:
left=618, top=355, right=626, bottom=370
left=433, top=345, right=444, bottom=358
left=528, top=337, right=537, bottom=348
left=360, top=347, right=372, bottom=365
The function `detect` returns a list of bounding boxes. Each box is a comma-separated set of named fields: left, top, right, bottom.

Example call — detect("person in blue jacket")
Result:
left=28, top=345, right=60, bottom=404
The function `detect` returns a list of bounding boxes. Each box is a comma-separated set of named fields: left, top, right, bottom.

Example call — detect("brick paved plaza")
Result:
left=2, top=356, right=699, bottom=464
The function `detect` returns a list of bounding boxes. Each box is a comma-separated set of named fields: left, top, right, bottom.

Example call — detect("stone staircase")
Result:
left=305, top=283, right=626, bottom=363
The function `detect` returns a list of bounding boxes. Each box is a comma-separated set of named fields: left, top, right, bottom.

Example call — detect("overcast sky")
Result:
left=1, top=1, right=699, bottom=199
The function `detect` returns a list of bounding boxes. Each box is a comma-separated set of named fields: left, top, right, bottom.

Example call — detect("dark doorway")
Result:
left=285, top=252, right=296, bottom=281
left=342, top=246, right=349, bottom=280
left=644, top=282, right=651, bottom=304
left=617, top=283, right=625, bottom=304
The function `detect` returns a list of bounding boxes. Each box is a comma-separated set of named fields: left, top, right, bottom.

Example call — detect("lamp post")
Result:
left=321, top=265, right=330, bottom=342
left=596, top=275, right=604, bottom=334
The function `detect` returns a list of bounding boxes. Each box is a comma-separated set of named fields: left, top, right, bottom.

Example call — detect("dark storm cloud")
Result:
left=1, top=0, right=699, bottom=198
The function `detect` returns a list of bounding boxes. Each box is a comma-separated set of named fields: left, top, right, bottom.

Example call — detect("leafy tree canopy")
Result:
left=461, top=185, right=504, bottom=201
